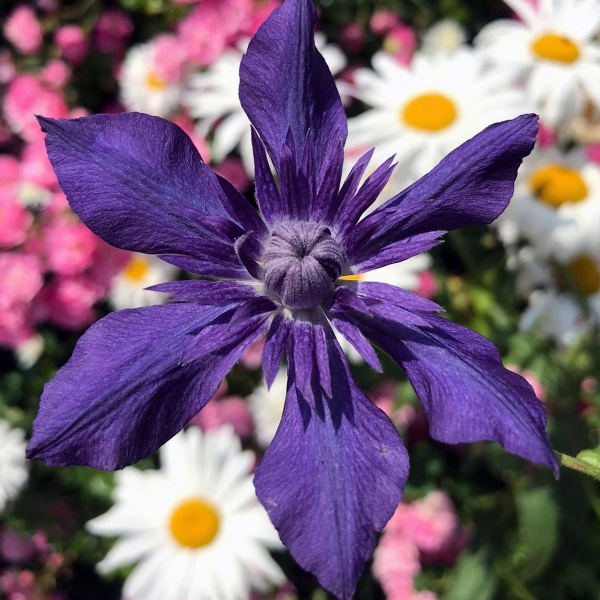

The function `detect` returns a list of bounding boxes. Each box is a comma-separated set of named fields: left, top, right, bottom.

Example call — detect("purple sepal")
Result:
left=357, top=310, right=559, bottom=475
left=147, top=280, right=259, bottom=305
left=255, top=324, right=408, bottom=599
left=158, top=254, right=249, bottom=280
left=239, top=0, right=347, bottom=186
left=27, top=304, right=241, bottom=470
left=38, top=113, right=234, bottom=256
left=347, top=115, right=538, bottom=266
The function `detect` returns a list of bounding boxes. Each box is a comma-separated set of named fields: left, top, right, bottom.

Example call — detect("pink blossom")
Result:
left=39, top=59, right=71, bottom=89
left=39, top=275, right=101, bottom=330
left=0, top=252, right=43, bottom=309
left=0, top=156, right=20, bottom=187
left=416, top=271, right=437, bottom=299
left=170, top=115, right=211, bottom=163
left=43, top=218, right=98, bottom=276
left=3, top=75, right=69, bottom=142
left=215, top=157, right=251, bottom=193
left=152, top=34, right=187, bottom=83
left=370, top=10, right=400, bottom=36
left=383, top=23, right=417, bottom=66
left=0, top=304, right=36, bottom=349
left=55, top=25, right=89, bottom=65
left=3, top=6, right=43, bottom=55
left=368, top=380, right=396, bottom=418
left=0, top=193, right=32, bottom=248
left=0, top=49, right=16, bottom=85
left=239, top=336, right=265, bottom=369
left=193, top=396, right=254, bottom=438
left=177, top=6, right=228, bottom=66
left=20, top=139, right=58, bottom=190
left=241, top=0, right=280, bottom=37
left=586, top=144, right=600, bottom=165
left=537, top=122, right=556, bottom=149
left=507, top=365, right=546, bottom=403
left=95, top=9, right=133, bottom=55
left=86, top=240, right=130, bottom=296
left=339, top=23, right=364, bottom=54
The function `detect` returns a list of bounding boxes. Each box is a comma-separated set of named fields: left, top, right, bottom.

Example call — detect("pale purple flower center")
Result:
left=263, top=221, right=344, bottom=309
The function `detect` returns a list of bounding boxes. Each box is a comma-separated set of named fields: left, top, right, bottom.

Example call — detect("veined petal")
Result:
left=27, top=303, right=253, bottom=470
left=255, top=322, right=408, bottom=599
left=353, top=308, right=558, bottom=475
left=239, top=0, right=347, bottom=204
left=147, top=280, right=259, bottom=305
left=346, top=115, right=538, bottom=266
left=38, top=113, right=248, bottom=256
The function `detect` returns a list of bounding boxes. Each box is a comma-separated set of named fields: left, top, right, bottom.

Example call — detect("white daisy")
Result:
left=422, top=19, right=467, bottom=55
left=184, top=34, right=347, bottom=176
left=496, top=147, right=600, bottom=257
left=476, top=0, right=600, bottom=129
left=88, top=426, right=285, bottom=600
left=0, top=420, right=28, bottom=512
left=516, top=244, right=600, bottom=345
left=248, top=368, right=287, bottom=449
left=347, top=46, right=529, bottom=183
left=120, top=42, right=182, bottom=117
left=109, top=253, right=178, bottom=311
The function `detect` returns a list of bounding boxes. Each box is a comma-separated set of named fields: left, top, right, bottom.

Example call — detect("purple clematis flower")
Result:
left=28, top=0, right=558, bottom=597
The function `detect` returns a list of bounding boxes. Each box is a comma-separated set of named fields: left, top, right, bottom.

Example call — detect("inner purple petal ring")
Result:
left=262, top=221, right=344, bottom=309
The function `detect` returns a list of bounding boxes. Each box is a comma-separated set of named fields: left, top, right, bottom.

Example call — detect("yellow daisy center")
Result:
left=401, top=93, right=457, bottom=131
left=169, top=498, right=220, bottom=549
left=123, top=258, right=151, bottom=282
left=528, top=164, right=588, bottom=208
left=146, top=72, right=167, bottom=91
left=339, top=274, right=364, bottom=281
left=567, top=255, right=600, bottom=296
left=531, top=33, right=580, bottom=64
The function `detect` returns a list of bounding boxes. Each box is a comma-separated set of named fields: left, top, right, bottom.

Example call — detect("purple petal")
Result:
left=355, top=282, right=444, bottom=313
left=38, top=113, right=241, bottom=256
left=329, top=314, right=382, bottom=372
left=255, top=325, right=408, bottom=599
left=251, top=128, right=282, bottom=224
left=147, top=280, right=259, bottom=305
left=262, top=314, right=292, bottom=388
left=346, top=115, right=538, bottom=265
left=355, top=309, right=558, bottom=475
left=239, top=0, right=347, bottom=193
left=158, top=255, right=248, bottom=280
left=27, top=303, right=248, bottom=470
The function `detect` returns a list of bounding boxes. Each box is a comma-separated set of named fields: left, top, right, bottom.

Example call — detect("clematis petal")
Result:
left=38, top=113, right=249, bottom=256
left=346, top=115, right=538, bottom=266
left=350, top=305, right=558, bottom=475
left=239, top=0, right=347, bottom=205
left=27, top=303, right=259, bottom=470
left=255, top=321, right=408, bottom=599
left=147, top=280, right=259, bottom=305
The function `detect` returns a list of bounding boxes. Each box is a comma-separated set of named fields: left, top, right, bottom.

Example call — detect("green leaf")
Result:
left=443, top=552, right=497, bottom=600
left=515, top=486, right=558, bottom=580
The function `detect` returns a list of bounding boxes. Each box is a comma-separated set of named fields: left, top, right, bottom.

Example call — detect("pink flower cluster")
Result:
left=373, top=491, right=469, bottom=600
left=0, top=527, right=66, bottom=600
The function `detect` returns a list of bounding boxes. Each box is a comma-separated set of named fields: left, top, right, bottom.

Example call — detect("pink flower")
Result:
left=170, top=115, right=211, bottom=163
left=177, top=6, right=228, bottom=66
left=0, top=304, right=36, bottom=349
left=215, top=157, right=251, bottom=193
left=416, top=271, right=438, bottom=299
left=586, top=144, right=600, bottom=165
left=537, top=122, right=556, bottom=149
left=239, top=336, right=265, bottom=369
left=43, top=217, right=98, bottom=276
left=3, top=6, right=43, bottom=55
left=20, top=138, right=59, bottom=190
left=370, top=10, right=400, bottom=36
left=0, top=49, right=16, bottom=85
left=39, top=59, right=71, bottom=89
left=339, top=23, right=364, bottom=53
left=3, top=75, right=69, bottom=142
left=55, top=25, right=89, bottom=65
left=368, top=380, right=396, bottom=418
left=40, top=274, right=101, bottom=330
left=193, top=396, right=255, bottom=438
left=241, top=0, right=280, bottom=37
left=0, top=156, right=20, bottom=187
left=152, top=34, right=187, bottom=83
left=0, top=252, right=43, bottom=309
left=0, top=193, right=32, bottom=248
left=384, top=23, right=417, bottom=66
left=507, top=365, right=546, bottom=403
left=95, top=9, right=133, bottom=55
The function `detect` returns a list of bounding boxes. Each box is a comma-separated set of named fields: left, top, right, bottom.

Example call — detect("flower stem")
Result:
left=555, top=451, right=600, bottom=482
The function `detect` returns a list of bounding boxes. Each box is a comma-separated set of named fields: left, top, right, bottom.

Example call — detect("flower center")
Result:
left=169, top=498, right=220, bottom=549
left=263, top=221, right=344, bottom=310
left=528, top=164, right=588, bottom=208
left=146, top=72, right=167, bottom=91
left=123, top=257, right=151, bottom=282
left=567, top=255, right=600, bottom=296
left=531, top=33, right=580, bottom=63
left=401, top=93, right=457, bottom=131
